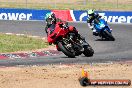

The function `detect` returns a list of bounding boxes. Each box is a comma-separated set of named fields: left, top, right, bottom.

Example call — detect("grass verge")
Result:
left=0, top=33, right=49, bottom=53
left=0, top=0, right=131, bottom=11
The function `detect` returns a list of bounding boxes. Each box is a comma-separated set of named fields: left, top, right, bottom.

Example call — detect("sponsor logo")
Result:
left=70, top=10, right=87, bottom=21
left=99, top=13, right=132, bottom=23
left=79, top=12, right=87, bottom=21
left=79, top=68, right=131, bottom=86
left=90, top=79, right=131, bottom=86
left=73, top=11, right=132, bottom=23
left=0, top=13, right=32, bottom=20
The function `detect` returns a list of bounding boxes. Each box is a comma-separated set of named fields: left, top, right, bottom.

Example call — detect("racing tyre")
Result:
left=58, top=42, right=75, bottom=58
left=104, top=30, right=115, bottom=41
left=56, top=45, right=61, bottom=51
left=83, top=45, right=94, bottom=57
left=75, top=52, right=82, bottom=56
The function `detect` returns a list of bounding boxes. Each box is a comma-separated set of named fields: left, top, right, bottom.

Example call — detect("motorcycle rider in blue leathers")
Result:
left=87, top=9, right=102, bottom=36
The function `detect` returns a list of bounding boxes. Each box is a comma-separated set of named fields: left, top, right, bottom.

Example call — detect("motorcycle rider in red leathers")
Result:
left=45, top=12, right=80, bottom=36
left=45, top=12, right=83, bottom=51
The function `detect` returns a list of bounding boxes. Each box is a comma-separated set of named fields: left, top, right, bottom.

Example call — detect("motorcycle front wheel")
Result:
left=83, top=45, right=94, bottom=57
left=58, top=42, right=75, bottom=58
left=103, top=30, right=115, bottom=41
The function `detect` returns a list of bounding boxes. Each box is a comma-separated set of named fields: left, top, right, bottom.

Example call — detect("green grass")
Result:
left=0, top=1, right=132, bottom=11
left=0, top=33, right=49, bottom=53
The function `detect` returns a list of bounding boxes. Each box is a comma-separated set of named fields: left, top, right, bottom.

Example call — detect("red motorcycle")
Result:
left=47, top=22, right=94, bottom=58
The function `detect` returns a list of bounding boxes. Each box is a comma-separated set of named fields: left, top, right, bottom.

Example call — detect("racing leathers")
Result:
left=45, top=18, right=80, bottom=37
left=45, top=18, right=68, bottom=35
left=87, top=13, right=101, bottom=36
left=45, top=18, right=85, bottom=43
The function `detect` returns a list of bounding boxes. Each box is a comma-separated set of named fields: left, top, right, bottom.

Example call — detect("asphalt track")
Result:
left=0, top=20, right=132, bottom=66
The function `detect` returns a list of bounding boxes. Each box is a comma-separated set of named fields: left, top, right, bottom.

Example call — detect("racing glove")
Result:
left=87, top=23, right=94, bottom=29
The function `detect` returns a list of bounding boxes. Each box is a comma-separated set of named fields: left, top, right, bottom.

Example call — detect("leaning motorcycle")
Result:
left=93, top=18, right=115, bottom=41
left=47, top=22, right=94, bottom=58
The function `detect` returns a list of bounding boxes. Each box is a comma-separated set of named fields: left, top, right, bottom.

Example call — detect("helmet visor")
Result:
left=89, top=13, right=94, bottom=16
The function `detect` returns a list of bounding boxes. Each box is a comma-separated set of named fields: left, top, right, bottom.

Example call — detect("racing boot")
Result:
left=92, top=29, right=98, bottom=36
left=77, top=34, right=89, bottom=47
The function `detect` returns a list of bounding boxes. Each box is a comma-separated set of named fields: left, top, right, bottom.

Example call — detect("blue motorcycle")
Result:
left=93, top=18, right=115, bottom=41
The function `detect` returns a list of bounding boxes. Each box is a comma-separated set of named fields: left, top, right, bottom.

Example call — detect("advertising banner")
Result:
left=70, top=10, right=132, bottom=23
left=0, top=8, right=50, bottom=20
left=97, top=11, right=132, bottom=23
left=0, top=8, right=132, bottom=23
left=52, top=10, right=73, bottom=21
